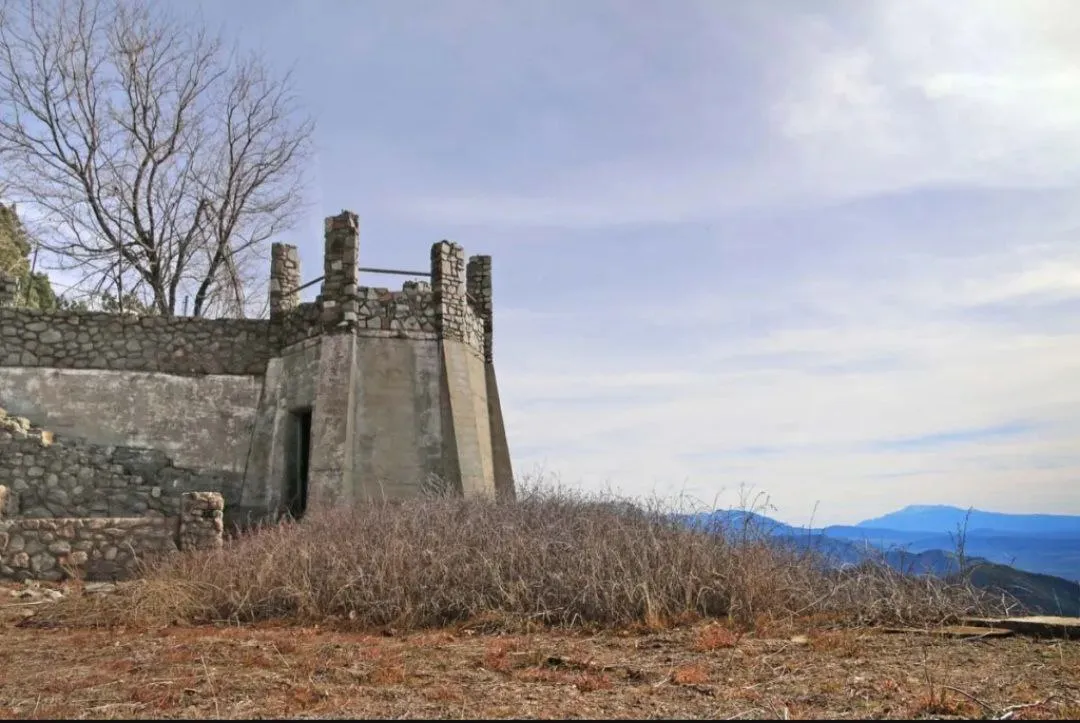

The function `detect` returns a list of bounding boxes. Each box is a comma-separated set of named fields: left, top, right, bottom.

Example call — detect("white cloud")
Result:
left=385, top=1, right=1080, bottom=229
left=770, top=0, right=1080, bottom=197
left=498, top=225, right=1080, bottom=524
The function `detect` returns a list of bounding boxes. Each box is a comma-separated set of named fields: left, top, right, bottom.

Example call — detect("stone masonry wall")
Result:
left=0, top=407, right=242, bottom=518
left=431, top=240, right=468, bottom=343
left=462, top=304, right=485, bottom=359
left=0, top=309, right=275, bottom=375
left=0, top=271, right=17, bottom=308
left=1, top=225, right=489, bottom=378
left=0, top=489, right=224, bottom=581
left=274, top=301, right=324, bottom=348
left=466, top=255, right=494, bottom=363
left=177, top=491, right=224, bottom=552
left=355, top=281, right=437, bottom=334
left=269, top=242, right=301, bottom=317
left=318, top=211, right=360, bottom=329
left=274, top=280, right=442, bottom=349
left=429, top=242, right=486, bottom=360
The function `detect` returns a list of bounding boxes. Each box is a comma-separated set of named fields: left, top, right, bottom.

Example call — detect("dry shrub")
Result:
left=908, top=690, right=979, bottom=719
left=572, top=672, right=613, bottom=692
left=807, top=629, right=860, bottom=657
left=483, top=639, right=519, bottom=672
left=671, top=664, right=710, bottom=685
left=693, top=624, right=742, bottom=651
left=57, top=483, right=1005, bottom=631
left=369, top=652, right=408, bottom=685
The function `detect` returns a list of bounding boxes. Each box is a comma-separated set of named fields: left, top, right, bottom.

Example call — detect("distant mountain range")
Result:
left=856, top=505, right=1080, bottom=537
left=679, top=505, right=1080, bottom=617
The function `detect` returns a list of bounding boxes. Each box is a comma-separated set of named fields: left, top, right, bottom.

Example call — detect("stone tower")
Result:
left=0, top=210, right=514, bottom=527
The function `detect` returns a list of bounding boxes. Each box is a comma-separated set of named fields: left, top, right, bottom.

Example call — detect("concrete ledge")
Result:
left=961, top=616, right=1080, bottom=639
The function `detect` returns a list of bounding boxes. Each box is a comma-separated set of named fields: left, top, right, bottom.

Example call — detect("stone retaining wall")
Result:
left=0, top=278, right=481, bottom=378
left=0, top=308, right=275, bottom=375
left=0, top=408, right=242, bottom=518
left=0, top=488, right=224, bottom=581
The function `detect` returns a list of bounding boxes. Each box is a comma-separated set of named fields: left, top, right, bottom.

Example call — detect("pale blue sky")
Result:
left=172, top=0, right=1080, bottom=524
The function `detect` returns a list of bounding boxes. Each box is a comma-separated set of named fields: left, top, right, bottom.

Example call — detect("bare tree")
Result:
left=0, top=0, right=314, bottom=317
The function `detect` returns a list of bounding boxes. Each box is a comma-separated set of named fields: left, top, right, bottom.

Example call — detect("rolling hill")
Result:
left=679, top=506, right=1080, bottom=616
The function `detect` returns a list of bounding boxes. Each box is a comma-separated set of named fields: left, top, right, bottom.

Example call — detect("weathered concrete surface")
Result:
left=440, top=341, right=496, bottom=498
left=961, top=616, right=1080, bottom=639
left=307, top=334, right=358, bottom=510
left=351, top=337, right=444, bottom=500
left=883, top=625, right=1015, bottom=638
left=0, top=367, right=261, bottom=472
left=239, top=337, right=321, bottom=517
left=485, top=363, right=514, bottom=500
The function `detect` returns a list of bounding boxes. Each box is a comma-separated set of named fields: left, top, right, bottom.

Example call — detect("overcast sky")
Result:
left=170, top=0, right=1080, bottom=525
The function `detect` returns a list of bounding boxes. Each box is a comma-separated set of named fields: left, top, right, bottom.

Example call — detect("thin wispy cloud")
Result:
left=136, top=0, right=1080, bottom=524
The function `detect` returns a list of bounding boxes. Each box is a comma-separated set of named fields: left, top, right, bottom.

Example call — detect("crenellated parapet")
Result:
left=0, top=209, right=498, bottom=377
left=318, top=211, right=360, bottom=329
left=269, top=242, right=301, bottom=319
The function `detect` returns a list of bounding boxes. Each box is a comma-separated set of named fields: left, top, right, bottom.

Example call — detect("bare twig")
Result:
left=941, top=684, right=997, bottom=715
left=995, top=695, right=1055, bottom=720
left=0, top=0, right=313, bottom=318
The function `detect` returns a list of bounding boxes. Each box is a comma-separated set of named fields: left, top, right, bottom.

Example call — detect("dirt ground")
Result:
left=1, top=585, right=1078, bottom=720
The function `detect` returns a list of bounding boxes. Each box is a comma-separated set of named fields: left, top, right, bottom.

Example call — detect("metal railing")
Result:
left=280, top=265, right=432, bottom=298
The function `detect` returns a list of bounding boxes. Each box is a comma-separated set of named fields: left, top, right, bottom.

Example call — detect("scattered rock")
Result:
left=83, top=582, right=117, bottom=595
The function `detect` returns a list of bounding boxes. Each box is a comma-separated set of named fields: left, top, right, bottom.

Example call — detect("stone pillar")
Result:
left=269, top=243, right=301, bottom=319
left=0, top=271, right=17, bottom=308
left=466, top=255, right=493, bottom=363
left=319, top=211, right=359, bottom=329
left=177, top=492, right=224, bottom=551
left=431, top=241, right=466, bottom=342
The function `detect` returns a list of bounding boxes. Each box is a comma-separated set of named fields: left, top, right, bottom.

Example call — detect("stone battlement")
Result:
left=0, top=211, right=497, bottom=375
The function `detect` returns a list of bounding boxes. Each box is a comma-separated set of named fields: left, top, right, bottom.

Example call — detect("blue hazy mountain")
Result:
left=855, top=505, right=1080, bottom=537
left=677, top=505, right=1080, bottom=614
left=682, top=506, right=1080, bottom=582
left=678, top=509, right=803, bottom=536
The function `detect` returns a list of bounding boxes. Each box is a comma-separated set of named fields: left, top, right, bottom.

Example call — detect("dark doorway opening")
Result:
left=285, top=407, right=312, bottom=520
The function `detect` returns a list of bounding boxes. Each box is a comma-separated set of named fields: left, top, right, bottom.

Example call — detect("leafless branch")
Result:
left=0, top=0, right=313, bottom=317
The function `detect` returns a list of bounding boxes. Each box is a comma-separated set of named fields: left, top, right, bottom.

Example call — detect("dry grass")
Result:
left=693, top=623, right=743, bottom=651
left=40, top=485, right=1006, bottom=632
left=7, top=485, right=1064, bottom=718
left=1, top=616, right=1077, bottom=719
